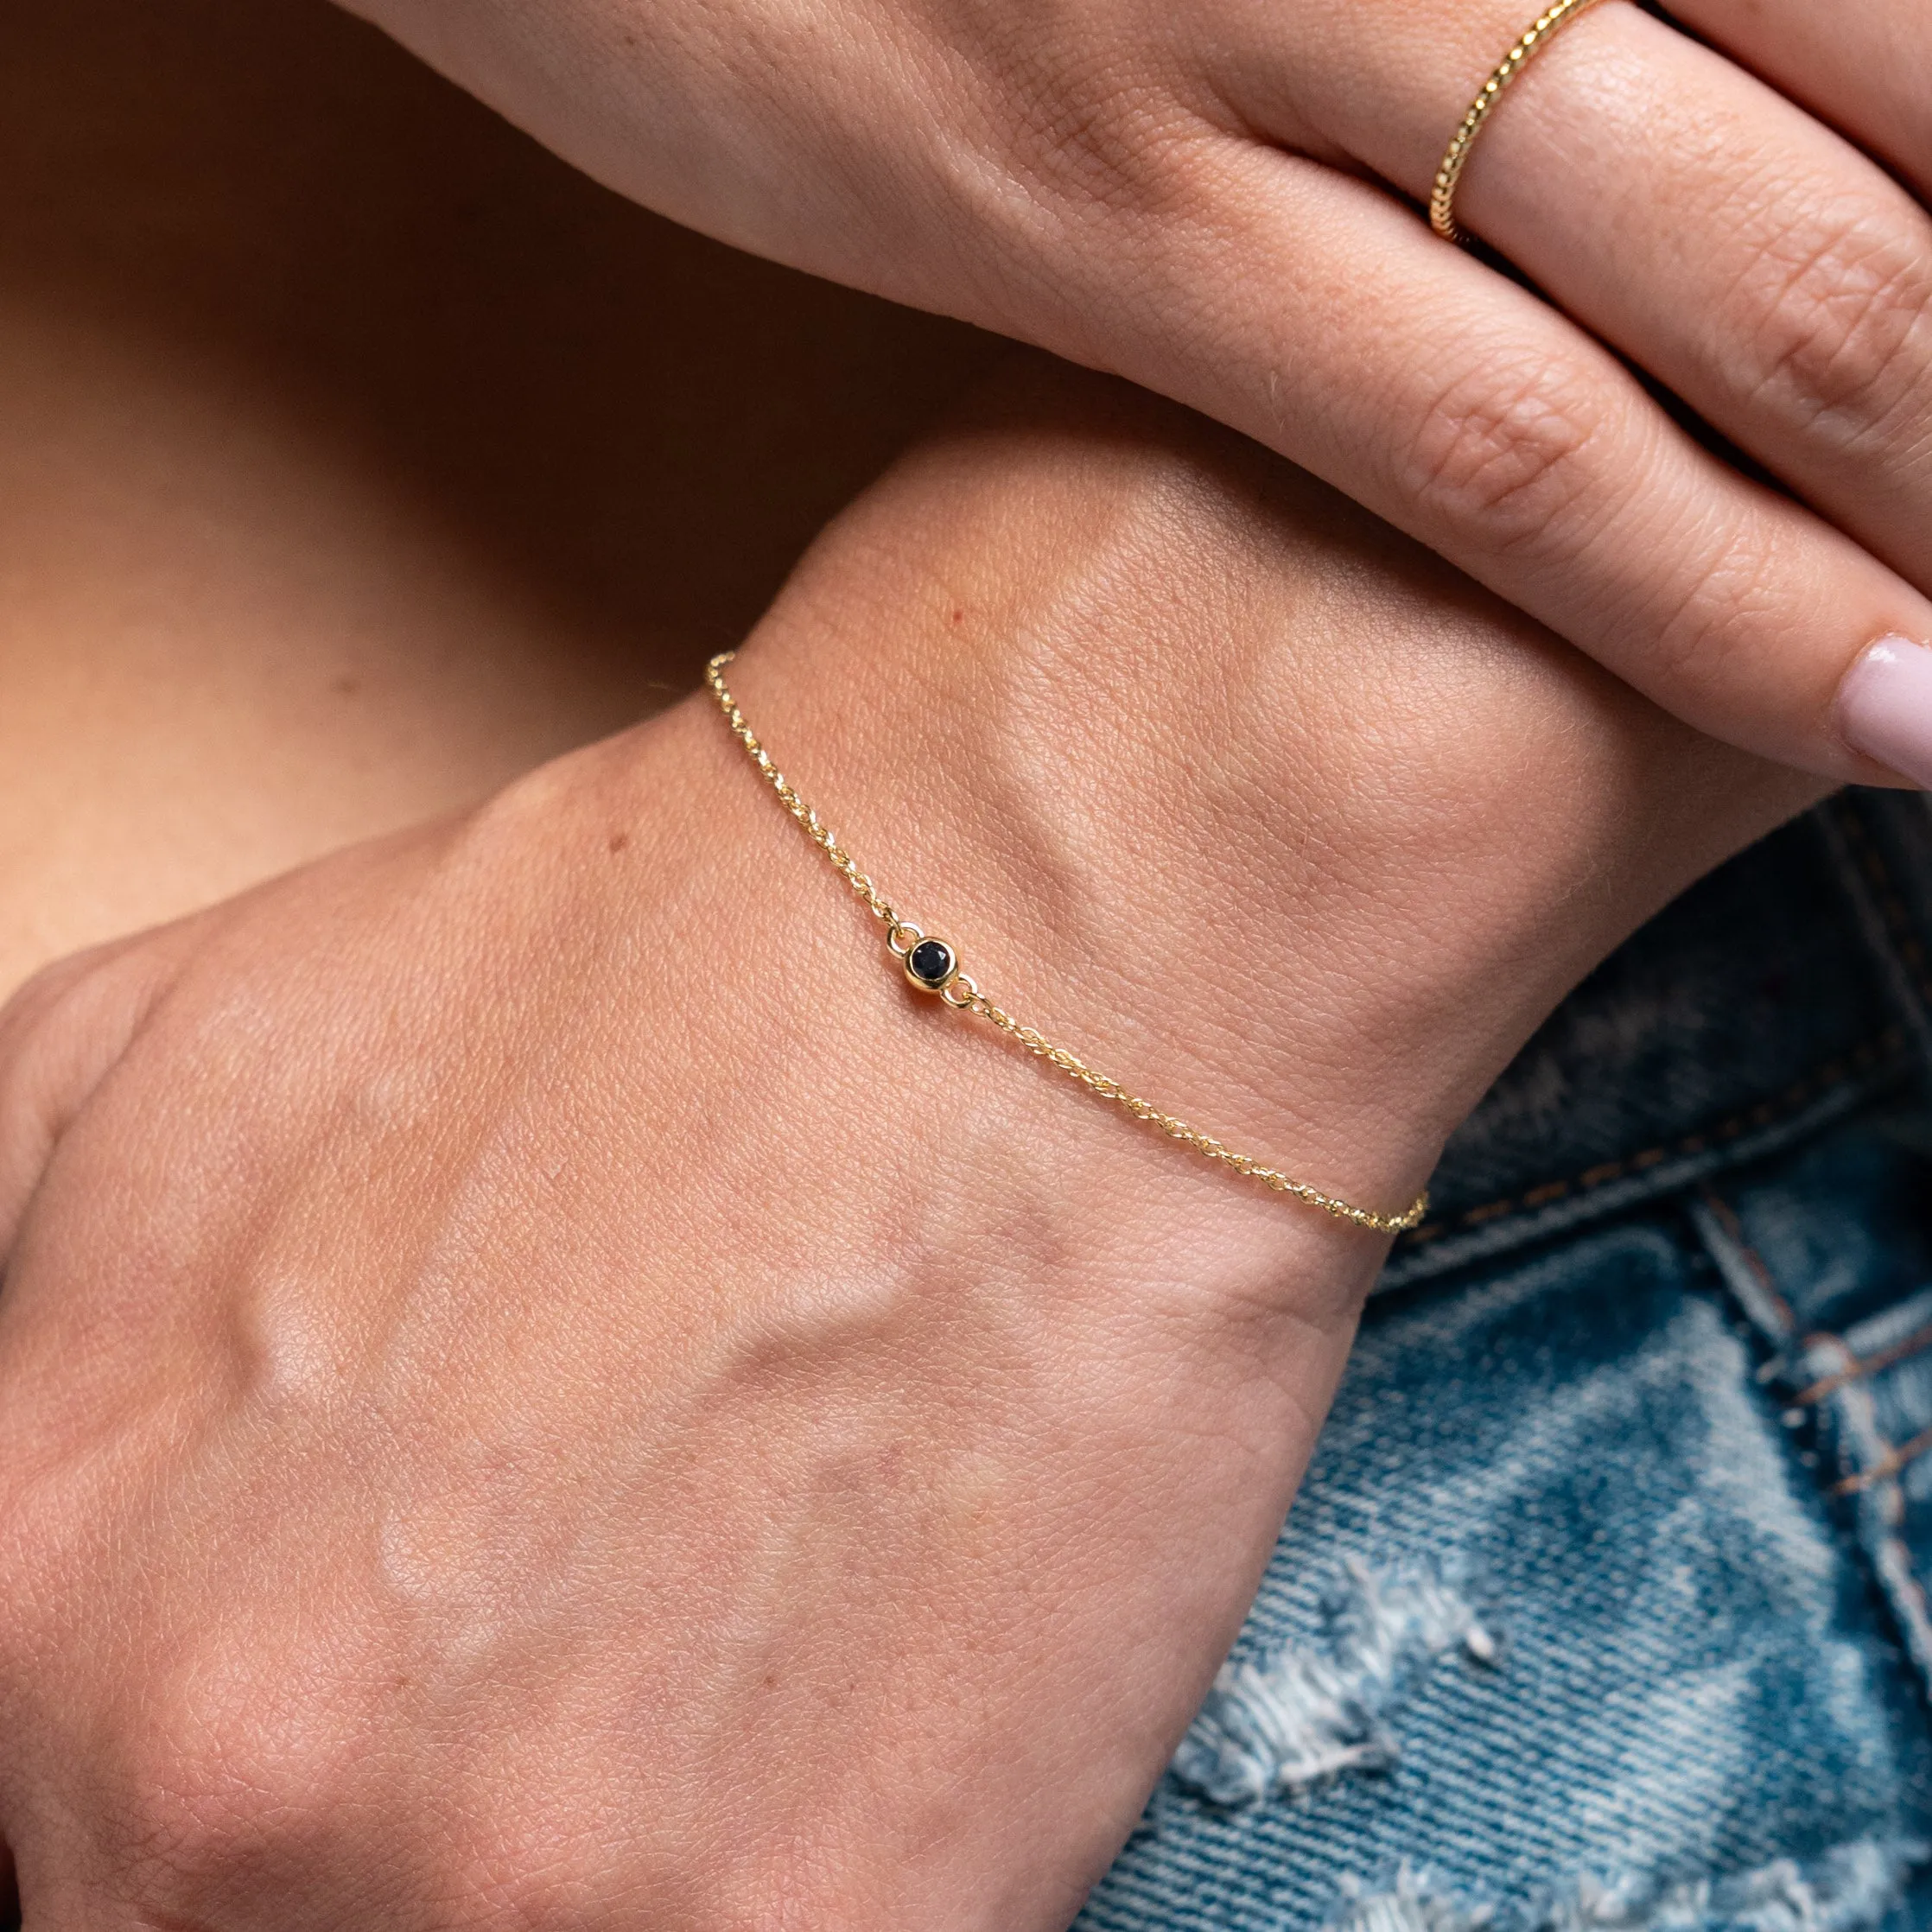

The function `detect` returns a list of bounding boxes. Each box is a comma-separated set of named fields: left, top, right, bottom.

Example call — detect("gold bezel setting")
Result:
left=903, top=935, right=961, bottom=995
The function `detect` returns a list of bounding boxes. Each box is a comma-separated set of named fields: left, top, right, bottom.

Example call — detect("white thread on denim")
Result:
left=1171, top=1559, right=1497, bottom=1807
left=1334, top=1868, right=1495, bottom=1932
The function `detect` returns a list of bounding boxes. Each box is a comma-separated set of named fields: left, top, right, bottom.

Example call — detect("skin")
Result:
left=0, top=0, right=1001, bottom=995
left=0, top=3, right=1834, bottom=1925
left=330, top=0, right=1932, bottom=780
left=0, top=365, right=1826, bottom=1926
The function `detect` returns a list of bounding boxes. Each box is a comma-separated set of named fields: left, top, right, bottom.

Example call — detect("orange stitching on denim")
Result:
left=1698, top=1186, right=1799, bottom=1333
left=1794, top=1320, right=1932, bottom=1408
left=1399, top=1028, right=1908, bottom=1249
left=1829, top=1423, right=1932, bottom=1498
left=1702, top=1186, right=1932, bottom=1649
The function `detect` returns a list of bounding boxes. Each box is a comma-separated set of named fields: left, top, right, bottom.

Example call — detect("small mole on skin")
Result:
left=951, top=607, right=964, bottom=625
left=331, top=674, right=360, bottom=697
left=607, top=830, right=631, bottom=854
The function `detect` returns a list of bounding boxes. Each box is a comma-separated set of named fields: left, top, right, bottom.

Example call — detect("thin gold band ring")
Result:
left=1431, top=0, right=1611, bottom=245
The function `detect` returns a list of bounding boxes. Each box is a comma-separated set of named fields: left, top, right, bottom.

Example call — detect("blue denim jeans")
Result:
left=1083, top=791, right=1932, bottom=1932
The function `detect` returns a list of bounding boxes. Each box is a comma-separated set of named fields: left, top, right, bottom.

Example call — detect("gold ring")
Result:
left=1431, top=0, right=1611, bottom=245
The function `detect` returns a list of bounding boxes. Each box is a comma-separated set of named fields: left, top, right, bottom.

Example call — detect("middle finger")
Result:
left=1212, top=0, right=1932, bottom=596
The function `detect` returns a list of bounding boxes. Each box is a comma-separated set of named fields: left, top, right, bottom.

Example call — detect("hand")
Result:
left=0, top=367, right=1820, bottom=1929
left=340, top=0, right=1932, bottom=787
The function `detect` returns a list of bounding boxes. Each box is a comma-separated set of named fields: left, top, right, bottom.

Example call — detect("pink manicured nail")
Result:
left=1838, top=637, right=1932, bottom=790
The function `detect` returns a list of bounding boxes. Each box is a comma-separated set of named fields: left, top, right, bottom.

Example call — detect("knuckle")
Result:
left=1635, top=526, right=1791, bottom=731
left=0, top=939, right=169, bottom=1263
left=1016, top=84, right=1204, bottom=214
left=115, top=1752, right=272, bottom=1895
left=1732, top=201, right=1932, bottom=446
left=1400, top=354, right=1607, bottom=552
left=0, top=950, right=109, bottom=1090
left=99, top=1657, right=365, bottom=1910
left=0, top=942, right=160, bottom=1131
left=971, top=22, right=1212, bottom=226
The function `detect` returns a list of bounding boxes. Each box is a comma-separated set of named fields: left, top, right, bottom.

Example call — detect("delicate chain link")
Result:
left=1430, top=0, right=1609, bottom=244
left=705, top=652, right=1429, bottom=1235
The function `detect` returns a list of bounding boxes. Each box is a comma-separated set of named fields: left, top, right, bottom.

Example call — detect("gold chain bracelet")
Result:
left=704, top=653, right=1428, bottom=1235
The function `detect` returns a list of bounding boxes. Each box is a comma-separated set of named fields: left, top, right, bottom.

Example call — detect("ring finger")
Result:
left=1220, top=0, right=1932, bottom=598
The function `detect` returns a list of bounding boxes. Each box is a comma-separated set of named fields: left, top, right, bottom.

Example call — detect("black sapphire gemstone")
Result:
left=906, top=938, right=956, bottom=988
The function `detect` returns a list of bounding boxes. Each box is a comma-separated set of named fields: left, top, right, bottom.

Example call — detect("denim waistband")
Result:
left=1381, top=791, right=1932, bottom=1293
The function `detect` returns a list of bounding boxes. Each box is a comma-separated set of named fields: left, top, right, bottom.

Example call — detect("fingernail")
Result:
left=1838, top=637, right=1932, bottom=789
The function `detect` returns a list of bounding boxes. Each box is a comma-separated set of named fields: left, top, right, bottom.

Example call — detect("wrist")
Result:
left=708, top=365, right=1826, bottom=1249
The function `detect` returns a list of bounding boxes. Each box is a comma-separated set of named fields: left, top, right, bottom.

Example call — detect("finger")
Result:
left=1271, top=3, right=1932, bottom=635
left=1065, top=137, right=1932, bottom=785
left=334, top=0, right=1932, bottom=783
left=0, top=939, right=166, bottom=1271
left=1664, top=0, right=1932, bottom=198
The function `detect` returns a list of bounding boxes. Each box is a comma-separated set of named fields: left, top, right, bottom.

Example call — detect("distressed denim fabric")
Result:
left=1083, top=791, right=1932, bottom=1932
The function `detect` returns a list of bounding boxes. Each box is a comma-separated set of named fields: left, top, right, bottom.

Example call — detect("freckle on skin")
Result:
left=332, top=674, right=360, bottom=696
left=608, top=830, right=631, bottom=854
left=952, top=608, right=964, bottom=625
